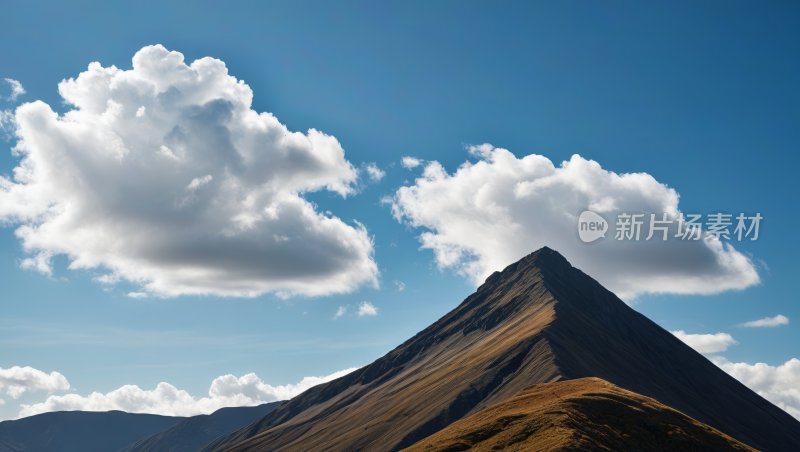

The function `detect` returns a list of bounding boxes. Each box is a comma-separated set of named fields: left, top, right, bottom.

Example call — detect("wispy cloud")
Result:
left=364, top=163, right=385, bottom=182
left=0, top=320, right=392, bottom=358
left=333, top=306, right=347, bottom=319
left=0, top=109, right=14, bottom=139
left=3, top=79, right=25, bottom=102
left=738, top=315, right=789, bottom=328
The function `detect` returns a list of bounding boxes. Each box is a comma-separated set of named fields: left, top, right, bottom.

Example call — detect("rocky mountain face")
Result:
left=200, top=247, right=800, bottom=452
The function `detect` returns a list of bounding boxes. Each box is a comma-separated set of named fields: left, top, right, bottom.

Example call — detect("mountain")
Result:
left=0, top=410, right=184, bottom=452
left=403, top=377, right=757, bottom=452
left=117, top=402, right=282, bottom=452
left=200, top=247, right=800, bottom=452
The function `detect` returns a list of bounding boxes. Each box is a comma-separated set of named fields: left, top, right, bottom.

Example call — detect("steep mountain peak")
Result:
left=467, top=246, right=620, bottom=332
left=478, top=246, right=569, bottom=290
left=201, top=247, right=800, bottom=452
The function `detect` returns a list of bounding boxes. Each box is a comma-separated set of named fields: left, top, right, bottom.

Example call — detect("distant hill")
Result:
left=117, top=402, right=282, bottom=452
left=0, top=410, right=184, bottom=452
left=403, top=377, right=757, bottom=452
left=200, top=247, right=800, bottom=452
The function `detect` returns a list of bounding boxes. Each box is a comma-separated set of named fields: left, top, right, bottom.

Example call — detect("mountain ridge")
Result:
left=0, top=410, right=184, bottom=452
left=200, top=247, right=800, bottom=452
left=117, top=402, right=283, bottom=452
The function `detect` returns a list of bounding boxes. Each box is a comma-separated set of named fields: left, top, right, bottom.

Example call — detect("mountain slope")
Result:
left=201, top=247, right=800, bottom=452
left=0, top=410, right=184, bottom=452
left=117, top=402, right=282, bottom=452
left=403, top=377, right=758, bottom=452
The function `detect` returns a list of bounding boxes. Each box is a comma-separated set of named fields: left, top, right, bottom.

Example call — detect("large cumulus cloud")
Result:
left=0, top=45, right=378, bottom=297
left=18, top=367, right=357, bottom=419
left=386, top=144, right=760, bottom=300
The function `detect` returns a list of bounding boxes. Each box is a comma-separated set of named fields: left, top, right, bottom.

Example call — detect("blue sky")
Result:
left=0, top=1, right=798, bottom=420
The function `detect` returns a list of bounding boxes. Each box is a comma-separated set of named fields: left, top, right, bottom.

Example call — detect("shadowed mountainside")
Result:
left=117, top=402, right=282, bottom=452
left=402, top=377, right=758, bottom=452
left=201, top=247, right=800, bottom=452
left=0, top=410, right=184, bottom=452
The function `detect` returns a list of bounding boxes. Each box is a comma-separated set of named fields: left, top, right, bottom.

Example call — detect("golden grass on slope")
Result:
left=402, top=377, right=759, bottom=452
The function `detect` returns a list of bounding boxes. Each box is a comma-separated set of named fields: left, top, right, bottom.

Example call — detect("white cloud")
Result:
left=187, top=175, right=213, bottom=190
left=0, top=45, right=378, bottom=298
left=713, top=357, right=800, bottom=420
left=386, top=144, right=761, bottom=300
left=127, top=292, right=148, bottom=299
left=18, top=367, right=358, bottom=419
left=365, top=163, right=385, bottom=182
left=177, top=175, right=214, bottom=208
left=333, top=306, right=347, bottom=319
left=739, top=315, right=789, bottom=328
left=394, top=280, right=405, bottom=292
left=0, top=366, right=70, bottom=399
left=0, top=109, right=14, bottom=132
left=358, top=301, right=378, bottom=316
left=671, top=330, right=738, bottom=354
left=4, top=79, right=26, bottom=102
left=94, top=273, right=120, bottom=285
left=157, top=145, right=179, bottom=160
left=401, top=156, right=422, bottom=169
left=0, top=399, right=5, bottom=405
left=19, top=251, right=54, bottom=276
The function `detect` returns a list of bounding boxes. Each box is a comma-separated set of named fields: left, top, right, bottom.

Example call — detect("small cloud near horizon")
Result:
left=0, top=366, right=70, bottom=399
left=11, top=365, right=359, bottom=419
left=738, top=315, right=789, bottom=328
left=671, top=330, right=737, bottom=354
left=713, top=356, right=800, bottom=420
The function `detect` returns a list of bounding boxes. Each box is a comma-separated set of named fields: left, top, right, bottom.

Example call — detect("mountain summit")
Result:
left=202, top=247, right=800, bottom=452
